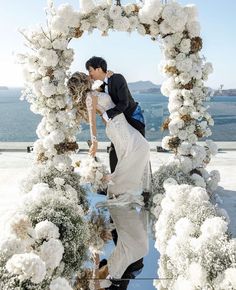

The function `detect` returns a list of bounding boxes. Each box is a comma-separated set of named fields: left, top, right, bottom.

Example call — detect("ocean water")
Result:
left=0, top=88, right=236, bottom=142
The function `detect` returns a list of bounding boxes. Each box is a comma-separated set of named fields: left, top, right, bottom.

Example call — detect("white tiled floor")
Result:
left=0, top=149, right=236, bottom=289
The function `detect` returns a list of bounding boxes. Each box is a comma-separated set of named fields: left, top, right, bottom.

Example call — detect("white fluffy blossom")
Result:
left=201, top=217, right=228, bottom=238
left=191, top=173, right=206, bottom=187
left=51, top=16, right=70, bottom=35
left=129, top=16, right=139, bottom=31
left=176, top=58, right=193, bottom=73
left=186, top=20, right=201, bottom=37
left=6, top=253, right=46, bottom=284
left=50, top=277, right=73, bottom=290
left=188, top=263, right=208, bottom=287
left=0, top=236, right=25, bottom=259
left=96, top=17, right=109, bottom=31
left=124, top=4, right=136, bottom=15
left=138, top=0, right=162, bottom=24
left=109, top=5, right=122, bottom=19
left=113, top=17, right=130, bottom=31
left=184, top=4, right=198, bottom=22
left=161, top=136, right=172, bottom=150
left=137, top=24, right=146, bottom=36
left=79, top=0, right=95, bottom=14
left=39, top=238, right=64, bottom=269
left=162, top=2, right=188, bottom=32
left=38, top=48, right=59, bottom=67
left=52, top=38, right=68, bottom=50
left=175, top=218, right=194, bottom=237
left=179, top=38, right=191, bottom=54
left=35, top=220, right=60, bottom=240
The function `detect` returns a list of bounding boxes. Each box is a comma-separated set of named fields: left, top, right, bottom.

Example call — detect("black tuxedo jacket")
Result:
left=105, top=73, right=138, bottom=120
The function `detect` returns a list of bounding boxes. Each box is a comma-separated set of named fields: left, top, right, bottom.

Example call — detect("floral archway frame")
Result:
left=1, top=1, right=235, bottom=290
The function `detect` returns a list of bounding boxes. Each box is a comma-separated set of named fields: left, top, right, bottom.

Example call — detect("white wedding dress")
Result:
left=86, top=91, right=150, bottom=280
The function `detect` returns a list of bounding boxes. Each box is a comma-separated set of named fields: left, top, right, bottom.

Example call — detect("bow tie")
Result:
left=104, top=81, right=108, bottom=86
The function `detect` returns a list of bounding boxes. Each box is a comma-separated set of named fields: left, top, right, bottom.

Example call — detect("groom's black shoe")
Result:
left=99, top=259, right=108, bottom=269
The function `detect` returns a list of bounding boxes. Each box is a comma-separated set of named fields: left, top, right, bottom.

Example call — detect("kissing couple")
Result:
left=67, top=56, right=150, bottom=290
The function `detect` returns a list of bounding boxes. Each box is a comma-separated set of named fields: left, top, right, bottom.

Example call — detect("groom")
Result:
left=86, top=56, right=146, bottom=290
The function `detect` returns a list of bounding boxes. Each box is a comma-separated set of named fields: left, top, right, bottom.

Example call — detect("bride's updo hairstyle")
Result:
left=67, top=72, right=92, bottom=122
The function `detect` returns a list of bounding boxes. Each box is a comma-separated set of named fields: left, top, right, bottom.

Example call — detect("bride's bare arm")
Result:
left=86, top=93, right=98, bottom=157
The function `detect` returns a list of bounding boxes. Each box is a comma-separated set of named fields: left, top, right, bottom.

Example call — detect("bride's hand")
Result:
left=101, top=116, right=107, bottom=125
left=89, top=141, right=97, bottom=157
left=101, top=174, right=112, bottom=183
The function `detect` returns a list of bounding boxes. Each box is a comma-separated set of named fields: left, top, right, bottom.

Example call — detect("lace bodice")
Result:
left=85, top=91, right=115, bottom=142
left=95, top=91, right=116, bottom=114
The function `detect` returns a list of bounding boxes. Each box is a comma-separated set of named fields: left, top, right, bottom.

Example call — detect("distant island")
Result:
left=0, top=86, right=9, bottom=90
left=128, top=81, right=236, bottom=96
left=128, top=81, right=161, bottom=94
left=213, top=89, right=236, bottom=96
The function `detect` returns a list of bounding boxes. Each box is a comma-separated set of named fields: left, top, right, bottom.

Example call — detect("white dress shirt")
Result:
left=102, top=77, right=111, bottom=123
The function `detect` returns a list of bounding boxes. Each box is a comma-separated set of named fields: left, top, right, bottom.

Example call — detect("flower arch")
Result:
left=1, top=1, right=236, bottom=290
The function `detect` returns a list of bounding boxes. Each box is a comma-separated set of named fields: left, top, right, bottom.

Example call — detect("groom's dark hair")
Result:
left=86, top=56, right=107, bottom=73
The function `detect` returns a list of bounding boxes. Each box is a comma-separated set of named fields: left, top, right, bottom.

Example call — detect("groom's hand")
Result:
left=106, top=70, right=114, bottom=78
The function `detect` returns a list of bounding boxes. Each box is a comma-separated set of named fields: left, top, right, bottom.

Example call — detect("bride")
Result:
left=67, top=72, right=150, bottom=289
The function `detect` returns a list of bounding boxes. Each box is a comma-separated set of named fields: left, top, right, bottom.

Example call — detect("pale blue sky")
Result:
left=0, top=0, right=236, bottom=88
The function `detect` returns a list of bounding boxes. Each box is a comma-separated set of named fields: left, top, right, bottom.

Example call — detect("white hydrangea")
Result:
left=124, top=4, right=136, bottom=15
left=150, top=23, right=159, bottom=37
left=53, top=155, right=72, bottom=171
left=113, top=17, right=130, bottom=31
left=178, top=130, right=188, bottom=140
left=186, top=20, right=201, bottom=37
left=161, top=77, right=176, bottom=96
left=8, top=213, right=35, bottom=241
left=35, top=220, right=60, bottom=240
left=201, top=217, right=228, bottom=238
left=188, top=263, right=208, bottom=287
left=168, top=118, right=184, bottom=135
left=79, top=20, right=91, bottom=31
left=191, top=173, right=206, bottom=188
left=173, top=276, right=195, bottom=290
left=0, top=236, right=25, bottom=260
left=129, top=16, right=139, bottom=31
left=188, top=133, right=198, bottom=144
left=159, top=20, right=172, bottom=35
left=138, top=0, right=162, bottom=24
left=51, top=16, right=70, bottom=35
left=6, top=253, right=46, bottom=284
left=178, top=72, right=192, bottom=85
left=109, top=5, right=122, bottom=19
left=161, top=136, right=172, bottom=150
left=177, top=141, right=192, bottom=155
left=190, top=63, right=202, bottom=79
left=41, top=82, right=57, bottom=98
left=79, top=0, right=95, bottom=14
left=175, top=218, right=195, bottom=237
left=179, top=38, right=191, bottom=54
left=188, top=186, right=209, bottom=202
left=96, top=17, right=109, bottom=31
left=38, top=48, right=59, bottom=67
left=39, top=238, right=64, bottom=270
left=52, top=38, right=68, bottom=50
left=222, top=268, right=236, bottom=288
left=162, top=2, right=188, bottom=32
left=184, top=4, right=198, bottom=20
left=137, top=24, right=146, bottom=36
left=176, top=58, right=193, bottom=73
left=50, top=277, right=73, bottom=290
left=179, top=156, right=193, bottom=173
